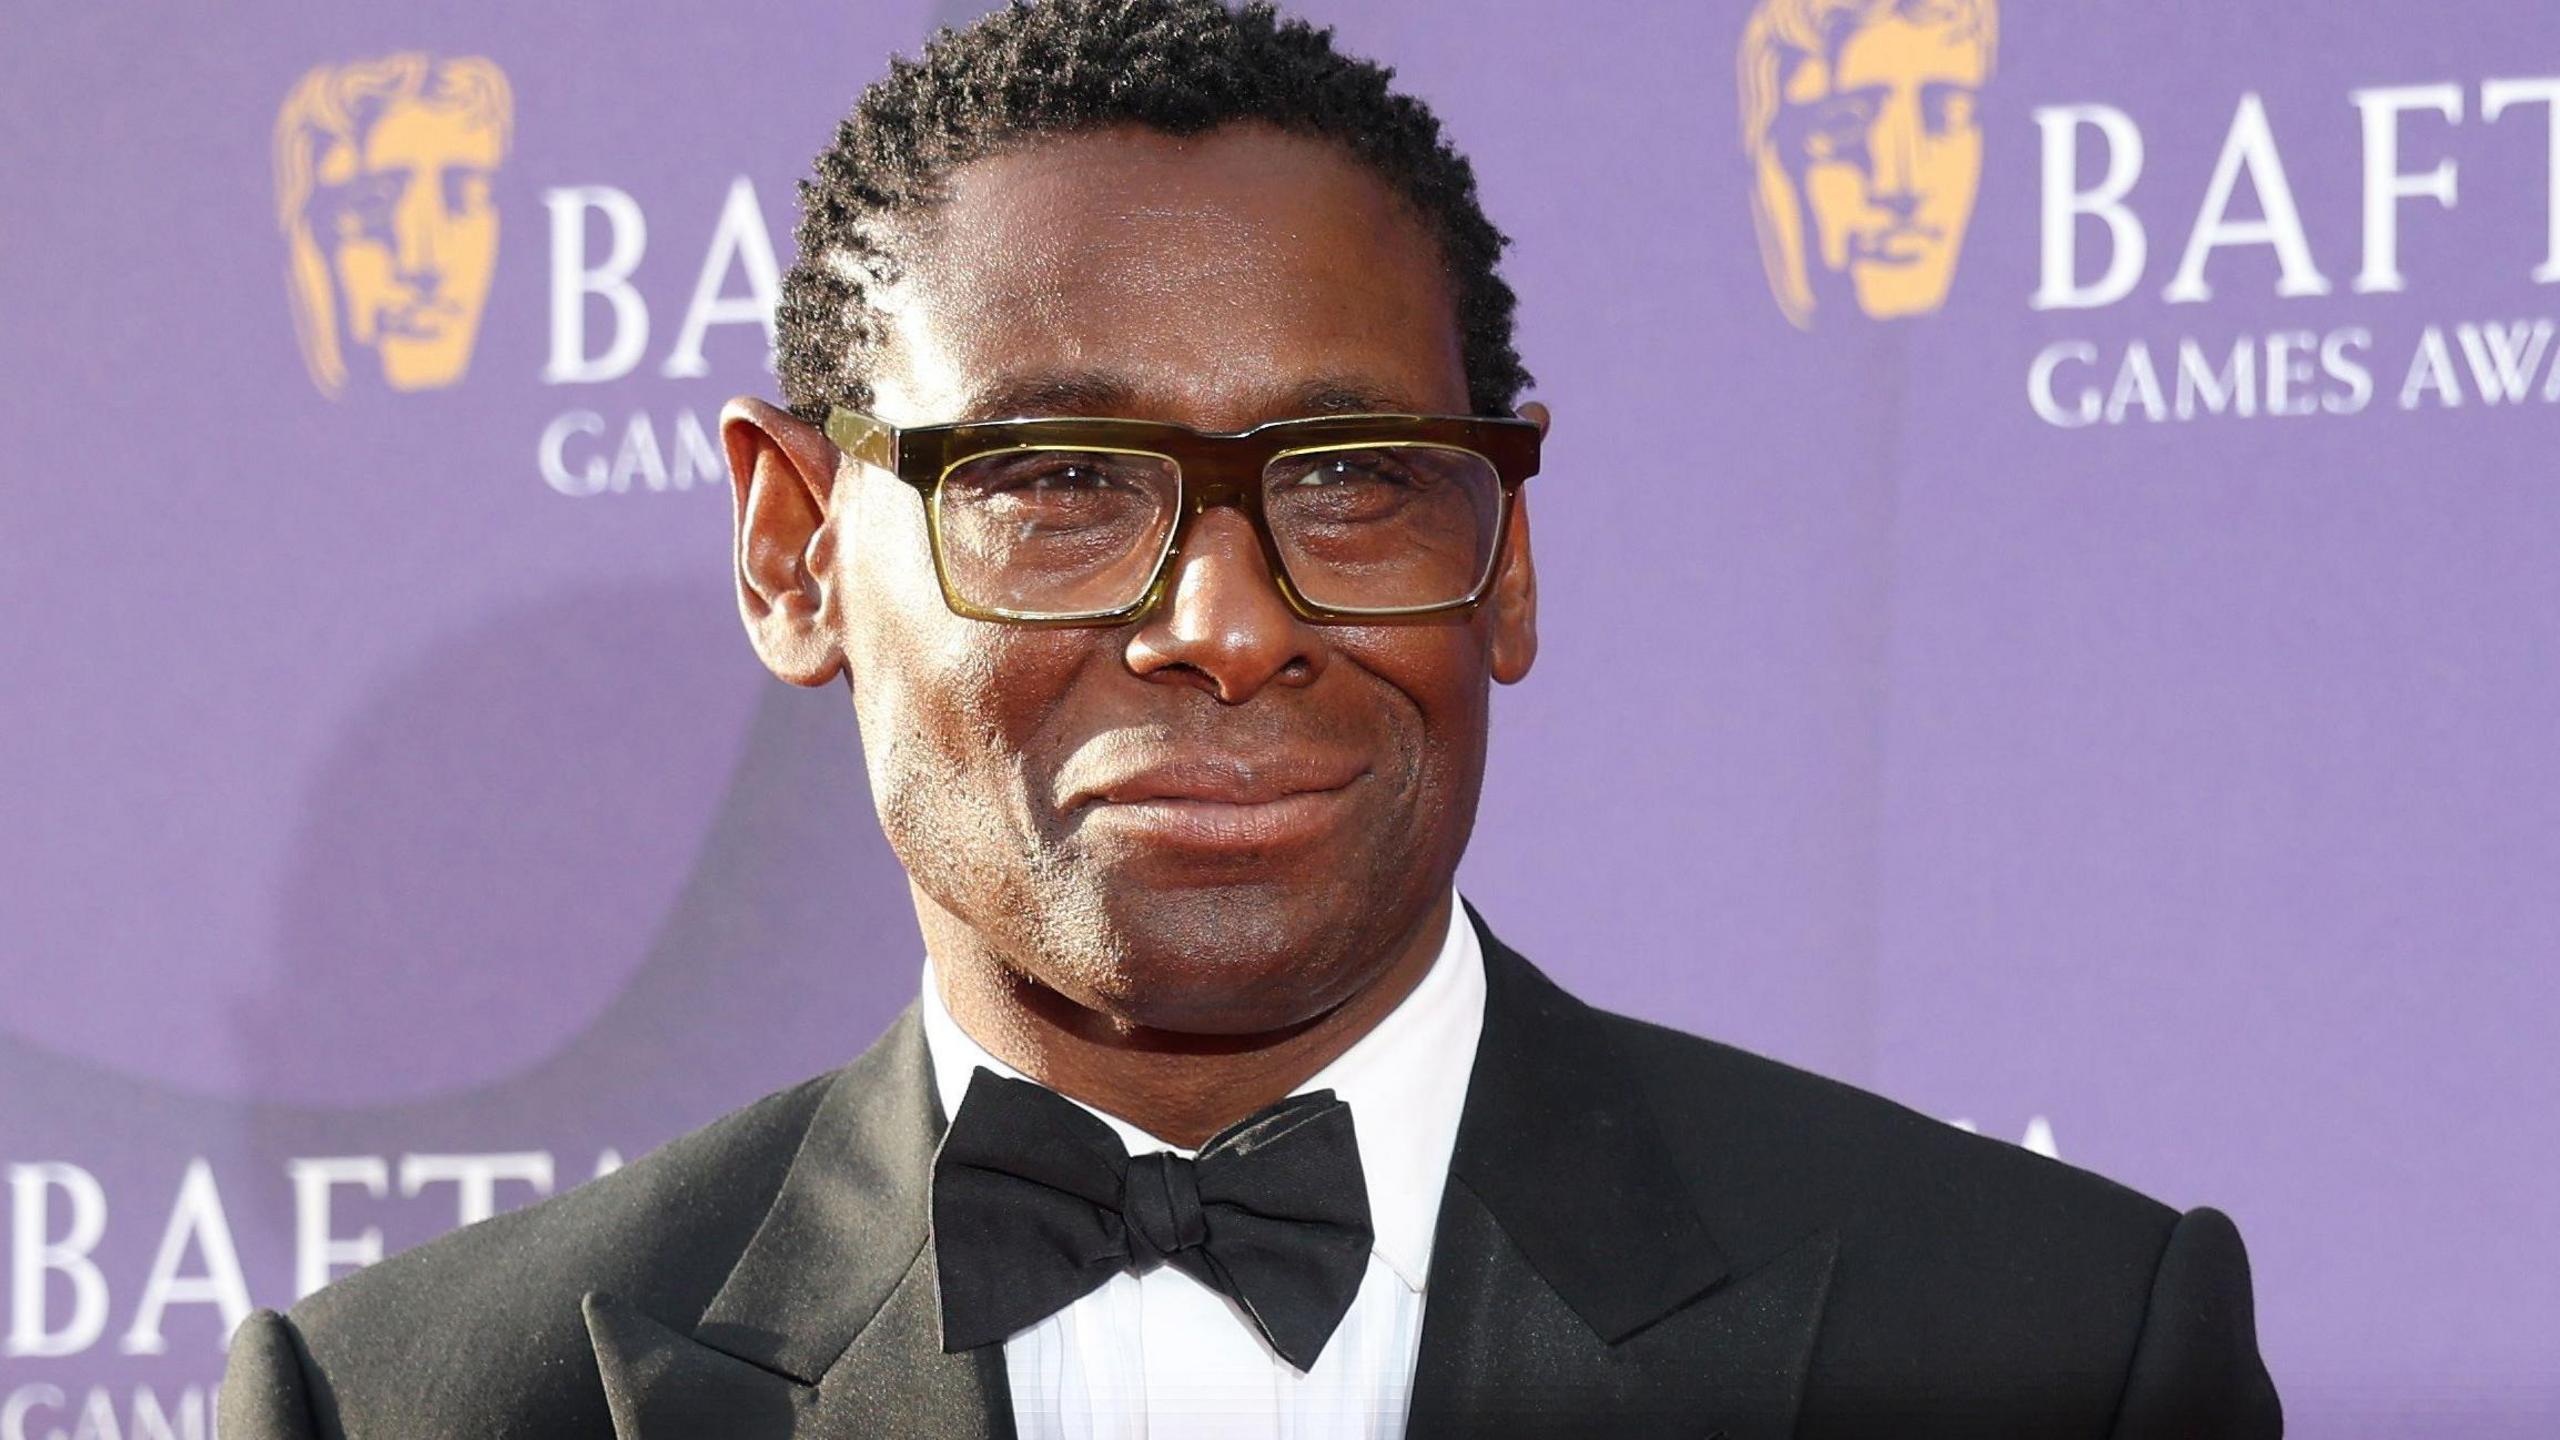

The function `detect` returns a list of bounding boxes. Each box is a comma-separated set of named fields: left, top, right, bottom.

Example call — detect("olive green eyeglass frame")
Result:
left=823, top=406, right=1544, bottom=627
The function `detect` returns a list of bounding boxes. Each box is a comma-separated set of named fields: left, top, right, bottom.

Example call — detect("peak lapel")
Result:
left=588, top=1290, right=807, bottom=1438
left=1409, top=916, right=1838, bottom=1438
left=583, top=1009, right=1014, bottom=1439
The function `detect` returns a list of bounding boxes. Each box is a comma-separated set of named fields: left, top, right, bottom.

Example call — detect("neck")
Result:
left=919, top=888, right=1453, bottom=1149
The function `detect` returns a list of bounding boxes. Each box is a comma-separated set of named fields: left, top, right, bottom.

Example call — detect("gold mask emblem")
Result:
left=276, top=54, right=512, bottom=395
left=1741, top=0, right=1996, bottom=327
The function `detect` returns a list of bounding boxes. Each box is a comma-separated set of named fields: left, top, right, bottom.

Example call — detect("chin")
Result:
left=1850, top=260, right=1955, bottom=318
left=1066, top=885, right=1385, bottom=1037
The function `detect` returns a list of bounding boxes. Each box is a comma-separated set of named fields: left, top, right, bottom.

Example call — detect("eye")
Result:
left=992, top=459, right=1123, bottom=494
left=1801, top=92, right=1880, bottom=163
left=1925, top=85, right=1980, bottom=137
left=1288, top=453, right=1420, bottom=488
left=323, top=178, right=401, bottom=242
left=948, top=452, right=1166, bottom=532
left=446, top=169, right=494, bottom=215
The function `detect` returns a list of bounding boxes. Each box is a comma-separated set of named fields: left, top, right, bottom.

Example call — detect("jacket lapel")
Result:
left=1409, top=916, right=1838, bottom=1438
left=583, top=1010, right=1015, bottom=1440
left=581, top=915, right=1835, bottom=1437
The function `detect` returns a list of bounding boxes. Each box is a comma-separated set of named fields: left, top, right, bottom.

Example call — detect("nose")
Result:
left=1869, top=93, right=1924, bottom=209
left=393, top=177, right=444, bottom=286
left=1123, top=506, right=1326, bottom=704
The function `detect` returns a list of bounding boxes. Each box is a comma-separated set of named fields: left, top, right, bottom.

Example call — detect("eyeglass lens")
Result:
left=929, top=444, right=1503, bottom=619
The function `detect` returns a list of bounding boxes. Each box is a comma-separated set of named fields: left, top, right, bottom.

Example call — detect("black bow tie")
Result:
left=929, top=1068, right=1374, bottom=1372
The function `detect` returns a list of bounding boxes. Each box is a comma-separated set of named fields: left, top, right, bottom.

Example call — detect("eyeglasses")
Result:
left=824, top=407, right=1542, bottom=626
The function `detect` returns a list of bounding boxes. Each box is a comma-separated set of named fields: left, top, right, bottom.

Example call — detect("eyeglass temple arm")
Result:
left=823, top=408, right=899, bottom=473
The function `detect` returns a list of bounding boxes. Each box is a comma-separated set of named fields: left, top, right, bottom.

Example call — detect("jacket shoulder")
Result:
left=1602, top=1006, right=2176, bottom=1237
left=1596, top=1008, right=2198, bottom=1433
left=273, top=1068, right=838, bottom=1438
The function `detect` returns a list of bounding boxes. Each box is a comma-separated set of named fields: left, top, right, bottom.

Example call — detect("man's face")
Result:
left=819, top=124, right=1533, bottom=1036
left=1783, top=12, right=1985, bottom=318
left=308, top=99, right=501, bottom=389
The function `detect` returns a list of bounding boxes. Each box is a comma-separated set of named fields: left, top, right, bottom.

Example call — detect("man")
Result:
left=222, top=2, right=2282, bottom=1435
left=1740, top=0, right=1992, bottom=327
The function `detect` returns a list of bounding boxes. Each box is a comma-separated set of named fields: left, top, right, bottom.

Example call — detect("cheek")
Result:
left=846, top=622, right=1033, bottom=892
left=833, top=472, right=956, bottom=672
left=1335, top=627, right=1493, bottom=797
left=1804, top=167, right=1867, bottom=253
left=835, top=503, right=1090, bottom=846
left=1918, top=137, right=1982, bottom=224
left=334, top=244, right=394, bottom=306
left=442, top=213, right=500, bottom=294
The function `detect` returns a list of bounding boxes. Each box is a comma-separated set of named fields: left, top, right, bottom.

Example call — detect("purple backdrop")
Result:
left=4, top=2, right=2555, bottom=1434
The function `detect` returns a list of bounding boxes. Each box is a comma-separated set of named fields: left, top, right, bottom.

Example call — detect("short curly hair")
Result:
left=776, top=0, right=1531, bottom=423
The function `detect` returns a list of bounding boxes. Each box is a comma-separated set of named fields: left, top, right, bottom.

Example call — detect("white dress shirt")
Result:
left=917, top=889, right=1487, bottom=1440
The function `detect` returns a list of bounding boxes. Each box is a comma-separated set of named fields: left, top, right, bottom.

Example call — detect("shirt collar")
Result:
left=916, top=887, right=1486, bottom=1293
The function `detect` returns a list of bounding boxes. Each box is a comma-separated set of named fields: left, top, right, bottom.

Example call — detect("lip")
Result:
left=1852, top=225, right=1943, bottom=265
left=1066, top=757, right=1370, bottom=852
left=381, top=306, right=459, bottom=338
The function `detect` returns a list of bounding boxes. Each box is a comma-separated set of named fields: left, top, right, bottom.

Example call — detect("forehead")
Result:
left=1827, top=16, right=1986, bottom=91
left=873, top=123, right=1467, bottom=428
left=359, top=101, right=503, bottom=171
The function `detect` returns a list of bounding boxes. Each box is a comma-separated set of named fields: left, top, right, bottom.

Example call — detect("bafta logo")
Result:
left=274, top=54, right=513, bottom=396
left=1739, top=0, right=1996, bottom=327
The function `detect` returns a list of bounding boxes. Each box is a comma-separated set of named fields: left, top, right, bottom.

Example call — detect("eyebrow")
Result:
left=1289, top=377, right=1413, bottom=415
left=954, top=371, right=1423, bottom=426
left=957, top=372, right=1139, bottom=423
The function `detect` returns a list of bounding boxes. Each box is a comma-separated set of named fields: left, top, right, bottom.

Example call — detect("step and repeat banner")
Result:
left=3, top=1, right=2554, bottom=1434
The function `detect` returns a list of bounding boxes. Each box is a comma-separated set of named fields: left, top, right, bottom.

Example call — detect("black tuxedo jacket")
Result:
left=221, top=918, right=2282, bottom=1437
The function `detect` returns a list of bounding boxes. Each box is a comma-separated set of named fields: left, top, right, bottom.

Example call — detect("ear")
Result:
left=723, top=396, right=844, bottom=687
left=1487, top=402, right=1546, bottom=685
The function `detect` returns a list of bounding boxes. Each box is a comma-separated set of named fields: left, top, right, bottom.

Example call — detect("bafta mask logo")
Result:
left=275, top=54, right=512, bottom=396
left=1740, top=0, right=1996, bottom=328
